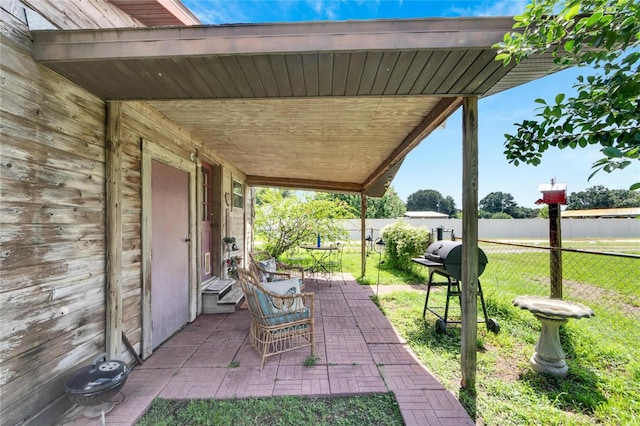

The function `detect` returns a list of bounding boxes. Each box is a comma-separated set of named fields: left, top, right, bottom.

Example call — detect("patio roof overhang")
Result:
left=31, top=17, right=557, bottom=196
left=109, top=0, right=200, bottom=26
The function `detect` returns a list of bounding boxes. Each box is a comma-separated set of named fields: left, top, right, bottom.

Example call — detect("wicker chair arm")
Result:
left=276, top=262, right=305, bottom=275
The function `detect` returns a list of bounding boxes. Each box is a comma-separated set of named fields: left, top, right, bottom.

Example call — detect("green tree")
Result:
left=368, top=188, right=407, bottom=218
left=495, top=0, right=640, bottom=190
left=254, top=189, right=350, bottom=257
left=406, top=189, right=456, bottom=216
left=479, top=192, right=538, bottom=218
left=479, top=191, right=518, bottom=215
left=320, top=186, right=407, bottom=218
left=516, top=206, right=541, bottom=218
left=255, top=187, right=294, bottom=205
left=491, top=212, right=513, bottom=219
left=537, top=205, right=550, bottom=218
left=610, top=188, right=640, bottom=207
left=478, top=209, right=494, bottom=219
left=566, top=185, right=640, bottom=209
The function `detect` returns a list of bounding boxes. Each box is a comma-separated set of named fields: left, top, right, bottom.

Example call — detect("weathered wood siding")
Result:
left=223, top=168, right=247, bottom=261
left=119, top=102, right=198, bottom=357
left=0, top=6, right=109, bottom=425
left=21, top=0, right=143, bottom=29
left=0, top=2, right=250, bottom=424
left=120, top=102, right=248, bottom=280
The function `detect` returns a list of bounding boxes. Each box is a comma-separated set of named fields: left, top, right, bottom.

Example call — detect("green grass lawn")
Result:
left=338, top=244, right=640, bottom=425
left=139, top=241, right=639, bottom=425
left=376, top=290, right=639, bottom=425
left=137, top=393, right=403, bottom=426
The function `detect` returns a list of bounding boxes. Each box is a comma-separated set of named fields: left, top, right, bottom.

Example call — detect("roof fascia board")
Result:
left=156, top=0, right=200, bottom=25
left=362, top=96, right=463, bottom=191
left=32, top=17, right=516, bottom=62
left=246, top=176, right=362, bottom=194
left=110, top=0, right=200, bottom=26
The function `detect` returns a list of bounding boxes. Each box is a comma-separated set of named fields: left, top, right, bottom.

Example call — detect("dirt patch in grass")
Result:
left=566, top=280, right=640, bottom=316
left=484, top=343, right=523, bottom=383
left=373, top=283, right=428, bottom=295
left=533, top=277, right=640, bottom=316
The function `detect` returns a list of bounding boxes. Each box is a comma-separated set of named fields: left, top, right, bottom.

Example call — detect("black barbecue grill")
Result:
left=412, top=241, right=499, bottom=334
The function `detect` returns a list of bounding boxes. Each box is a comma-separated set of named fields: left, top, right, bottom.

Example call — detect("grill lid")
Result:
left=65, top=353, right=130, bottom=396
left=424, top=241, right=488, bottom=280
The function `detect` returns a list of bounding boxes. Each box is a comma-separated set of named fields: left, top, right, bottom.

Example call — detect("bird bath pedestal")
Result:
left=513, top=296, right=594, bottom=378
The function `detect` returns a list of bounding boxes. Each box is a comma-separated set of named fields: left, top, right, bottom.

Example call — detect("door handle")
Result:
left=184, top=237, right=191, bottom=242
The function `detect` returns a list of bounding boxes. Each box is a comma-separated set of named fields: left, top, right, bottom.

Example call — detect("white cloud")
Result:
left=448, top=0, right=529, bottom=17
left=185, top=0, right=253, bottom=24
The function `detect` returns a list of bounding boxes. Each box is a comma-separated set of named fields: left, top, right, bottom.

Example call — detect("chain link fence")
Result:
left=478, top=239, right=640, bottom=342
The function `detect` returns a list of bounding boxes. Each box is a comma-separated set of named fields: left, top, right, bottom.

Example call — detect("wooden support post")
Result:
left=461, top=97, right=479, bottom=391
left=195, top=153, right=203, bottom=315
left=361, top=193, right=367, bottom=278
left=106, top=101, right=123, bottom=360
left=549, top=203, right=563, bottom=298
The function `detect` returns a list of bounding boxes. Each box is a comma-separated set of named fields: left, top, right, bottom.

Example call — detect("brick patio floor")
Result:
left=61, top=274, right=473, bottom=425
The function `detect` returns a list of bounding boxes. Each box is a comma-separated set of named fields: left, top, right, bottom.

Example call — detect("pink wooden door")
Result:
left=151, top=160, right=190, bottom=349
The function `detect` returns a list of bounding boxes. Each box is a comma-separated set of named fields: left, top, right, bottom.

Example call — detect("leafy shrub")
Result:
left=381, top=222, right=431, bottom=272
left=491, top=212, right=513, bottom=219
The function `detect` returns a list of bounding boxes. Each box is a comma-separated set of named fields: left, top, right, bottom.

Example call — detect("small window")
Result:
left=232, top=179, right=244, bottom=209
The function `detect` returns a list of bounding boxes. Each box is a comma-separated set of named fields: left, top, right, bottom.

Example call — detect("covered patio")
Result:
left=32, top=18, right=559, bottom=385
left=62, top=275, right=472, bottom=426
left=3, top=3, right=568, bottom=424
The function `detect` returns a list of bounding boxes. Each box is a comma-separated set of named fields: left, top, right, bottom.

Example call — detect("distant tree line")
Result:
left=403, top=186, right=638, bottom=218
left=406, top=189, right=457, bottom=217
left=477, top=186, right=639, bottom=218
left=319, top=188, right=406, bottom=219
left=478, top=191, right=538, bottom=219
left=565, top=185, right=640, bottom=210
left=254, top=185, right=638, bottom=247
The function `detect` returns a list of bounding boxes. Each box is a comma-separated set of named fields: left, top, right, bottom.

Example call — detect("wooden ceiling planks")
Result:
left=147, top=96, right=441, bottom=186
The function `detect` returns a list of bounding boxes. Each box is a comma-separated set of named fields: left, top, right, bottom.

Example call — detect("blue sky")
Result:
left=183, top=0, right=639, bottom=209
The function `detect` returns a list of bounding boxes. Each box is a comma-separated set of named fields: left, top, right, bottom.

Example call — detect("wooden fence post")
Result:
left=549, top=203, right=563, bottom=298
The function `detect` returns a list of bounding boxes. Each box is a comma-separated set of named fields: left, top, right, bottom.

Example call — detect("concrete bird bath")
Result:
left=513, top=296, right=594, bottom=377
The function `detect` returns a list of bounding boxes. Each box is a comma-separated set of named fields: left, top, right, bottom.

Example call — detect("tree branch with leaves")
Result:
left=494, top=0, right=640, bottom=190
left=254, top=189, right=351, bottom=258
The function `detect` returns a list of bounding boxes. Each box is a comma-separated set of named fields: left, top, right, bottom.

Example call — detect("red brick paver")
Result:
left=61, top=275, right=472, bottom=426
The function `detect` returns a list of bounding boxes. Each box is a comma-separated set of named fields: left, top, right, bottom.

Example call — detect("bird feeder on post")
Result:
left=535, top=179, right=567, bottom=299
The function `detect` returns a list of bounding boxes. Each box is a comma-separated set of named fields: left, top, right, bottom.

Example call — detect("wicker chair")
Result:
left=249, top=250, right=306, bottom=289
left=237, top=268, right=315, bottom=369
